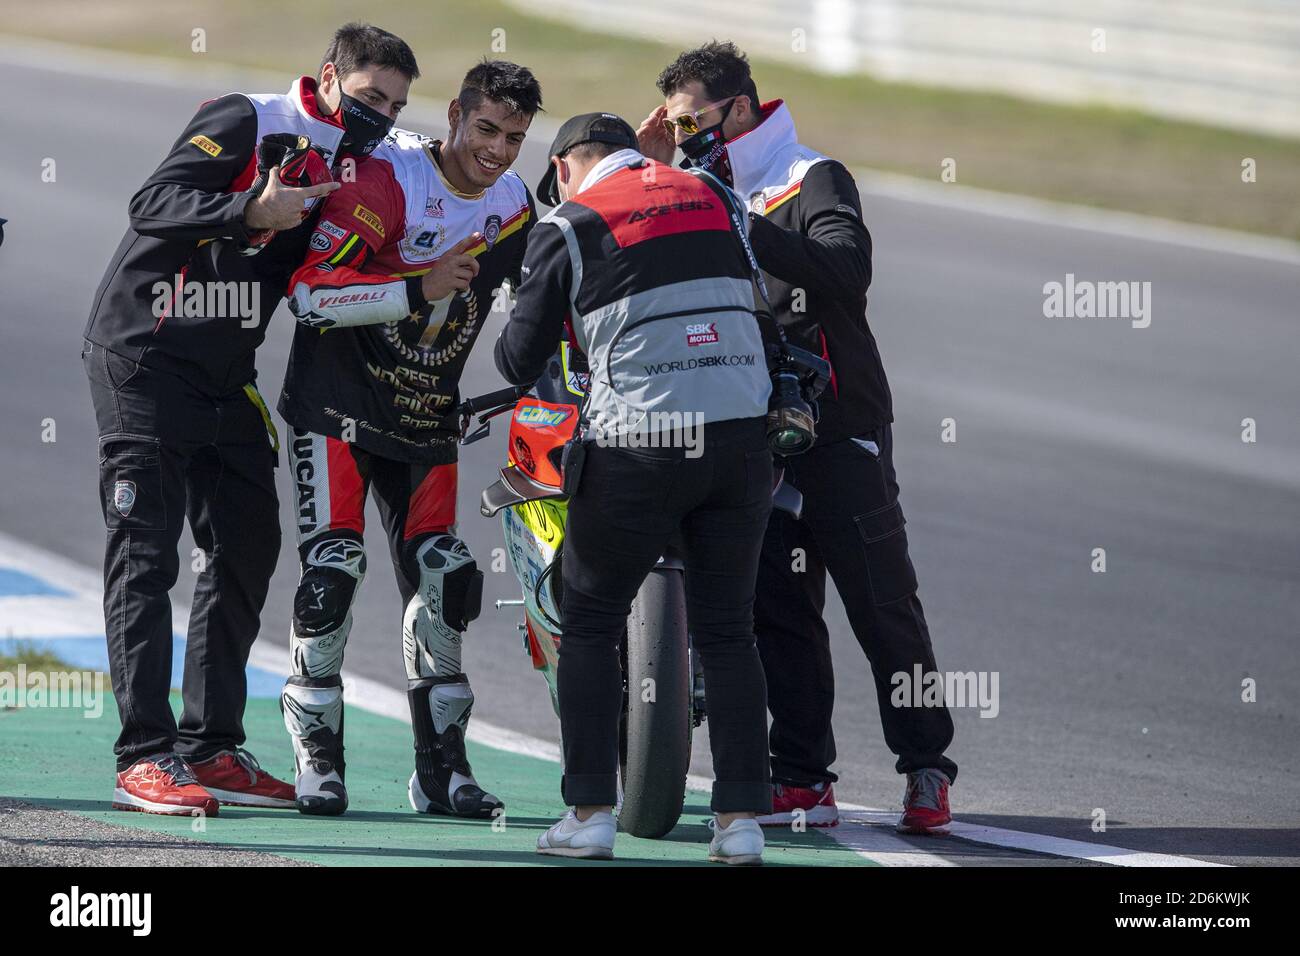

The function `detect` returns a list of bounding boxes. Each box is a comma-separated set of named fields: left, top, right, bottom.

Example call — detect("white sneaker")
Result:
left=708, top=816, right=765, bottom=865
left=536, top=810, right=616, bottom=860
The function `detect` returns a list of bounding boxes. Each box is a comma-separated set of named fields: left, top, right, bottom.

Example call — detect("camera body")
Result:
left=765, top=341, right=831, bottom=456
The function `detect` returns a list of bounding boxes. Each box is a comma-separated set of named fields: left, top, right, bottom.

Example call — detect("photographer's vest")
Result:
left=545, top=156, right=770, bottom=438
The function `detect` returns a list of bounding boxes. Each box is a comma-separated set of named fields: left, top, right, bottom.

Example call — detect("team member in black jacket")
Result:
left=82, top=23, right=417, bottom=816
left=639, top=42, right=958, bottom=833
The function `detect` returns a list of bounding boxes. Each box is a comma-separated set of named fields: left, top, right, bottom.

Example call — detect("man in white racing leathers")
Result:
left=276, top=60, right=540, bottom=817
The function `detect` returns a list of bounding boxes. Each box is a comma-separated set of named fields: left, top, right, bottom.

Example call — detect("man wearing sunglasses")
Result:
left=638, top=41, right=958, bottom=834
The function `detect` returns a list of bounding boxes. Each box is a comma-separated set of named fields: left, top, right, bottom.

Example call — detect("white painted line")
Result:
left=823, top=812, right=957, bottom=867
left=837, top=805, right=1228, bottom=868
left=0, top=594, right=105, bottom=637
left=0, top=532, right=108, bottom=638
left=0, top=530, right=1230, bottom=868
left=0, top=530, right=929, bottom=865
left=1, top=33, right=1296, bottom=264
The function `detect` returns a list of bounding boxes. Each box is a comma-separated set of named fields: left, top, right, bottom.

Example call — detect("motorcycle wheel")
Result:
left=618, top=566, right=691, bottom=839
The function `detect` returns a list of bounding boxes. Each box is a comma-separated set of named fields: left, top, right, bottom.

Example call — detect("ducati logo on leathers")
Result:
left=293, top=435, right=318, bottom=532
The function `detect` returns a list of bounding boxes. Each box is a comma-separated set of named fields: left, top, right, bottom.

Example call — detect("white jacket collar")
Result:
left=726, top=100, right=797, bottom=199
left=577, top=148, right=645, bottom=194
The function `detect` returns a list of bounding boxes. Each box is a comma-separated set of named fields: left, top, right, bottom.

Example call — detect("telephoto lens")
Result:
left=766, top=366, right=817, bottom=455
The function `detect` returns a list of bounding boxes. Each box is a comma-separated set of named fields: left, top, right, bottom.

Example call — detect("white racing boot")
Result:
left=403, top=534, right=502, bottom=819
left=281, top=680, right=348, bottom=816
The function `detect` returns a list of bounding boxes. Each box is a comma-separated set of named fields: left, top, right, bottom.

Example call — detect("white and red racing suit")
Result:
left=279, top=127, right=534, bottom=469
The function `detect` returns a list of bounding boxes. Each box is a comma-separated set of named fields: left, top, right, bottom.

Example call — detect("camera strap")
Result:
left=687, top=166, right=788, bottom=355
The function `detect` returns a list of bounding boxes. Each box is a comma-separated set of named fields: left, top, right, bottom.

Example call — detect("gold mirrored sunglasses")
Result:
left=662, top=96, right=738, bottom=136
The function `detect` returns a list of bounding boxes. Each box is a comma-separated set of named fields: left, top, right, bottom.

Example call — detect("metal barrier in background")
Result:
left=508, top=0, right=1300, bottom=137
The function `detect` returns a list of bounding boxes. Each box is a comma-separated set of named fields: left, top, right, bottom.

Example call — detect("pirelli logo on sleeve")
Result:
left=352, top=204, right=385, bottom=238
left=188, top=134, right=223, bottom=158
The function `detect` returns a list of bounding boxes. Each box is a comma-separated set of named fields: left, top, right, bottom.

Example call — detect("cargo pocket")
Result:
left=854, top=499, right=918, bottom=606
left=98, top=434, right=167, bottom=531
left=102, top=348, right=142, bottom=391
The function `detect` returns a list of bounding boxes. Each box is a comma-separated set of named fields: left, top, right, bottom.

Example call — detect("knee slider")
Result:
left=291, top=535, right=366, bottom=679
left=294, top=536, right=367, bottom=634
left=403, top=535, right=483, bottom=681
left=415, top=533, right=482, bottom=631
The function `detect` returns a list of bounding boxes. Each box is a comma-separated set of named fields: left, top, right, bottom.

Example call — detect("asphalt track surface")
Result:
left=1, top=42, right=1297, bottom=866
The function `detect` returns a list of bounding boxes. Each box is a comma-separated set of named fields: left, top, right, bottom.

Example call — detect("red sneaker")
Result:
left=113, top=754, right=219, bottom=817
left=898, top=769, right=951, bottom=833
left=756, top=782, right=839, bottom=828
left=190, top=749, right=296, bottom=809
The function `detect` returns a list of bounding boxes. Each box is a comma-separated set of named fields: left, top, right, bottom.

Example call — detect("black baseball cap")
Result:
left=536, top=112, right=639, bottom=206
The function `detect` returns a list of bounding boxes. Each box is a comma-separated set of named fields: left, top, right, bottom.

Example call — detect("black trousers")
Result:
left=84, top=341, right=280, bottom=771
left=755, top=425, right=958, bottom=786
left=559, top=417, right=774, bottom=813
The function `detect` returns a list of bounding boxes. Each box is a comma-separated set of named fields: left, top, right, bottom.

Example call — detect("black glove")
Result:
left=240, top=134, right=332, bottom=255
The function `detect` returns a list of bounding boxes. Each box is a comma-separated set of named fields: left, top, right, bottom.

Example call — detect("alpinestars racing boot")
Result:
left=407, top=677, right=503, bottom=818
left=281, top=678, right=348, bottom=816
left=402, top=533, right=500, bottom=819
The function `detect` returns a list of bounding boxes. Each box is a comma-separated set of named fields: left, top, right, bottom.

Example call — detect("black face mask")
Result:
left=338, top=92, right=394, bottom=157
left=679, top=100, right=735, bottom=185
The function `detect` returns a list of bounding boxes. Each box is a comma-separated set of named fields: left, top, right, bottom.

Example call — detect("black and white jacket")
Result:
left=85, top=77, right=350, bottom=396
left=728, top=100, right=890, bottom=442
left=495, top=149, right=771, bottom=439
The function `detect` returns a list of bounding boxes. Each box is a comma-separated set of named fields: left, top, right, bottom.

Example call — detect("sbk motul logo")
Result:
left=686, top=322, right=718, bottom=346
